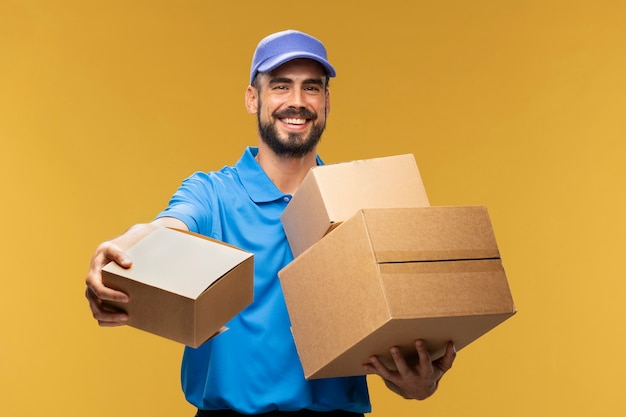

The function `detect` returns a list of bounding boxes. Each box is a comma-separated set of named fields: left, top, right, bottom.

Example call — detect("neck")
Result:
left=255, top=142, right=318, bottom=195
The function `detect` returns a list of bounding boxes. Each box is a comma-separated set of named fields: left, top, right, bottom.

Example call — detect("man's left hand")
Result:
left=363, top=340, right=456, bottom=400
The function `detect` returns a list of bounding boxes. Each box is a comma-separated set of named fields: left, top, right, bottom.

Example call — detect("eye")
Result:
left=304, top=85, right=323, bottom=93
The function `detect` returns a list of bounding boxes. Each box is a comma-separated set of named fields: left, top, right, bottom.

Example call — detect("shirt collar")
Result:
left=237, top=146, right=323, bottom=203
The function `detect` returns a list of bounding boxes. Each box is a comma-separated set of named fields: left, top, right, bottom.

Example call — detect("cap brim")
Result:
left=255, top=51, right=336, bottom=79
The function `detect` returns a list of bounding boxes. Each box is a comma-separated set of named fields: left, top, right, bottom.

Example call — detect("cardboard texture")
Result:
left=102, top=227, right=254, bottom=348
left=278, top=206, right=516, bottom=379
left=281, top=154, right=430, bottom=258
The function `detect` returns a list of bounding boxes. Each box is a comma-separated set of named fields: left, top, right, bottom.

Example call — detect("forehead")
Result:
left=263, top=58, right=327, bottom=81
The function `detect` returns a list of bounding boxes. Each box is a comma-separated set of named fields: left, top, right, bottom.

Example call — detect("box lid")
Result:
left=358, top=206, right=500, bottom=263
left=102, top=227, right=253, bottom=299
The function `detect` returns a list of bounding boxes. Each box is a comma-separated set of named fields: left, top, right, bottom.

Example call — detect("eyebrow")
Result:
left=268, top=77, right=325, bottom=87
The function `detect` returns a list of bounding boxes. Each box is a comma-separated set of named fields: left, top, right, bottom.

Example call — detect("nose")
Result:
left=288, top=88, right=305, bottom=108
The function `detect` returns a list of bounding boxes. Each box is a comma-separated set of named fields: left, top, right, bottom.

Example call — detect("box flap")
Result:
left=102, top=227, right=253, bottom=299
left=379, top=259, right=516, bottom=317
left=359, top=206, right=500, bottom=263
left=193, top=255, right=254, bottom=347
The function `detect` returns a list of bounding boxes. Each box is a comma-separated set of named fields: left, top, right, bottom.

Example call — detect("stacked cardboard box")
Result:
left=102, top=226, right=254, bottom=348
left=281, top=153, right=430, bottom=258
left=278, top=155, right=516, bottom=380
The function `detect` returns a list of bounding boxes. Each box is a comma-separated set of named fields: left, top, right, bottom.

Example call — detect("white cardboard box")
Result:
left=102, top=227, right=254, bottom=347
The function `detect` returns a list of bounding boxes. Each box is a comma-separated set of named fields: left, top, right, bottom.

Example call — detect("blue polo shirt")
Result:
left=156, top=146, right=371, bottom=414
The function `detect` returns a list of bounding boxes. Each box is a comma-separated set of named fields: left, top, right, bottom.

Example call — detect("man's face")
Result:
left=253, top=59, right=330, bottom=158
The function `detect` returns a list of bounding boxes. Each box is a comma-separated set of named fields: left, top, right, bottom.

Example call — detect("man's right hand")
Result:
left=85, top=240, right=132, bottom=327
left=84, top=218, right=189, bottom=327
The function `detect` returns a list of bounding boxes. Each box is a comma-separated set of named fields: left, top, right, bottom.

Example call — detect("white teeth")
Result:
left=283, top=118, right=306, bottom=125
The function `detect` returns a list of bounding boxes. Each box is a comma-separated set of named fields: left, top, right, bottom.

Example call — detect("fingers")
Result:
left=85, top=242, right=131, bottom=301
left=363, top=354, right=392, bottom=378
left=363, top=340, right=456, bottom=401
left=85, top=241, right=132, bottom=326
left=85, top=287, right=129, bottom=326
left=85, top=275, right=129, bottom=303
left=435, top=341, right=457, bottom=374
left=95, top=241, right=133, bottom=272
left=390, top=346, right=411, bottom=375
left=387, top=340, right=455, bottom=381
left=364, top=340, right=447, bottom=377
left=364, top=344, right=422, bottom=378
left=414, top=339, right=434, bottom=374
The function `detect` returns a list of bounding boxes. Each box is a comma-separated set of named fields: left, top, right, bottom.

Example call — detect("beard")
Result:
left=257, top=104, right=326, bottom=158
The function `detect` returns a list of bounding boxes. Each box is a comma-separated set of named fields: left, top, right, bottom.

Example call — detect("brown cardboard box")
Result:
left=278, top=206, right=516, bottom=379
left=281, top=154, right=430, bottom=258
left=102, top=226, right=254, bottom=348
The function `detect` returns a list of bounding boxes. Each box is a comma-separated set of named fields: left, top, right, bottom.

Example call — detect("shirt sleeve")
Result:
left=155, top=171, right=217, bottom=236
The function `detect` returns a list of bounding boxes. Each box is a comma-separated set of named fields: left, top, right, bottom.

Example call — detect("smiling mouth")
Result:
left=281, top=118, right=307, bottom=125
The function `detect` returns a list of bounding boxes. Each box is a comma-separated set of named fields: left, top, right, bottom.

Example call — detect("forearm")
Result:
left=110, top=217, right=188, bottom=250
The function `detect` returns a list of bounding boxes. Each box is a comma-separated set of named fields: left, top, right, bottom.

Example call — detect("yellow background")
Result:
left=2, top=0, right=625, bottom=416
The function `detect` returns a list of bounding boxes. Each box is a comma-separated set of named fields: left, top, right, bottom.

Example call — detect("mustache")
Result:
left=273, top=108, right=317, bottom=120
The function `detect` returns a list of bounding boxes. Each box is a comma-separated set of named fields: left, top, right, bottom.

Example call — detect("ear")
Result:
left=325, top=88, right=331, bottom=117
left=245, top=85, right=258, bottom=115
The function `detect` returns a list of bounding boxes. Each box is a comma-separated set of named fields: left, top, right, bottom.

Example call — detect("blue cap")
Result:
left=250, top=30, right=336, bottom=84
